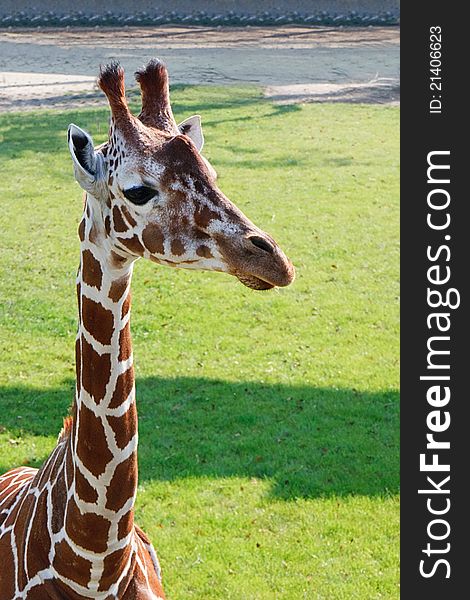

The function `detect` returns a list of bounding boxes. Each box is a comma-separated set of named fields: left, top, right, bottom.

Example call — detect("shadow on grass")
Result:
left=267, top=104, right=302, bottom=117
left=0, top=88, right=304, bottom=160
left=0, top=377, right=398, bottom=500
left=0, top=90, right=264, bottom=159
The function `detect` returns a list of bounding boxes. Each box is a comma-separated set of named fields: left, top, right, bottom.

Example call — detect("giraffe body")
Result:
left=0, top=60, right=294, bottom=599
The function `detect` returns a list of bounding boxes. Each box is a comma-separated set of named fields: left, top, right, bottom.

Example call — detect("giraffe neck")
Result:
left=66, top=197, right=139, bottom=588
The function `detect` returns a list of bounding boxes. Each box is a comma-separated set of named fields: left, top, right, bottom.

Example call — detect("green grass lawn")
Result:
left=0, top=87, right=399, bottom=599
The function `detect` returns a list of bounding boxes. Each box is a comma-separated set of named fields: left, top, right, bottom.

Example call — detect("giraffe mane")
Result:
left=57, top=415, right=74, bottom=442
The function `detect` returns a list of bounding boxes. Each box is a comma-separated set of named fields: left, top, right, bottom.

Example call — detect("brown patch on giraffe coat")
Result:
left=195, top=228, right=211, bottom=241
left=118, top=234, right=145, bottom=256
left=108, top=365, right=134, bottom=409
left=75, top=466, right=99, bottom=504
left=109, top=276, right=128, bottom=302
left=25, top=489, right=51, bottom=577
left=194, top=178, right=205, bottom=195
left=35, top=450, right=57, bottom=489
left=81, top=336, right=111, bottom=403
left=66, top=496, right=111, bottom=553
left=81, top=249, right=103, bottom=290
left=166, top=212, right=190, bottom=236
left=171, top=238, right=185, bottom=256
left=123, top=569, right=165, bottom=600
left=118, top=510, right=133, bottom=540
left=76, top=404, right=113, bottom=477
left=194, top=204, right=219, bottom=229
left=53, top=539, right=92, bottom=585
left=0, top=541, right=17, bottom=599
left=142, top=223, right=165, bottom=254
left=113, top=205, right=128, bottom=233
left=161, top=134, right=206, bottom=173
left=119, top=322, right=132, bottom=362
left=13, top=523, right=28, bottom=589
left=19, top=586, right=57, bottom=600
left=196, top=245, right=213, bottom=259
left=105, top=214, right=111, bottom=236
left=121, top=204, right=137, bottom=227
left=121, top=293, right=131, bottom=319
left=119, top=576, right=140, bottom=599
left=50, top=448, right=67, bottom=484
left=81, top=296, right=114, bottom=346
left=107, top=408, right=137, bottom=450
left=50, top=475, right=67, bottom=534
left=66, top=448, right=74, bottom=488
left=78, top=218, right=86, bottom=242
left=75, top=337, right=81, bottom=395
left=111, top=250, right=128, bottom=268
left=99, top=546, right=133, bottom=592
left=105, top=453, right=137, bottom=512
left=1, top=491, right=22, bottom=528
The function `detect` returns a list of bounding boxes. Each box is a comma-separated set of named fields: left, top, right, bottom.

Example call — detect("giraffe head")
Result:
left=68, top=60, right=294, bottom=290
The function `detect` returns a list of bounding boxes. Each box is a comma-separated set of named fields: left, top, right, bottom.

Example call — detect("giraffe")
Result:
left=0, top=60, right=294, bottom=599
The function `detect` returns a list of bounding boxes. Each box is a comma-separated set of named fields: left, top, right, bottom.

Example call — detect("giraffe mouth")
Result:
left=236, top=273, right=275, bottom=291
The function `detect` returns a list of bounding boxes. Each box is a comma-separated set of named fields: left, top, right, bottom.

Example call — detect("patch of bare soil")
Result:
left=265, top=79, right=400, bottom=105
left=0, top=26, right=399, bottom=111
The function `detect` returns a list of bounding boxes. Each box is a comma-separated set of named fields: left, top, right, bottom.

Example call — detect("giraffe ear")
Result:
left=178, top=115, right=204, bottom=152
left=177, top=115, right=217, bottom=179
left=68, top=124, right=104, bottom=192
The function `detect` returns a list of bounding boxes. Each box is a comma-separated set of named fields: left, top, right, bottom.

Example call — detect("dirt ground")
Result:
left=0, top=26, right=399, bottom=111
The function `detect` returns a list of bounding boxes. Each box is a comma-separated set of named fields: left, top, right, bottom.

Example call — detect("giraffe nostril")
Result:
left=249, top=236, right=275, bottom=254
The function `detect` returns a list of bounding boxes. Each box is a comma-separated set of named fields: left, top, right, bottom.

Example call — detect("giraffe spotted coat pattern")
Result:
left=0, top=60, right=294, bottom=599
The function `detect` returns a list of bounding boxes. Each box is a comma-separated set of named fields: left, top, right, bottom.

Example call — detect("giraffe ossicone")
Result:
left=0, top=59, right=294, bottom=599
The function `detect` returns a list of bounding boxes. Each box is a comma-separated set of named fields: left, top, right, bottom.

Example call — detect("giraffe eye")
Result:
left=123, top=186, right=158, bottom=205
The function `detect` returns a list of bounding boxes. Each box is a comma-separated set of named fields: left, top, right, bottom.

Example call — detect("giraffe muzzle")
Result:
left=227, top=232, right=295, bottom=291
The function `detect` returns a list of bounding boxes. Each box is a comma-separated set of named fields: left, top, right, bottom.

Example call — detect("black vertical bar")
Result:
left=401, top=4, right=467, bottom=598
